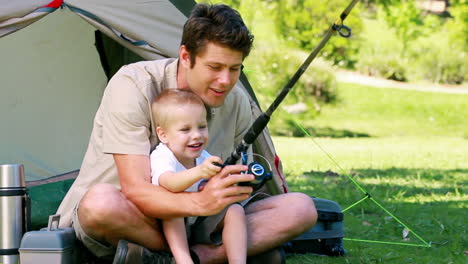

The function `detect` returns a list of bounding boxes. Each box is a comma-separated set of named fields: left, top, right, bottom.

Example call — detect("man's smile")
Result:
left=210, top=88, right=226, bottom=95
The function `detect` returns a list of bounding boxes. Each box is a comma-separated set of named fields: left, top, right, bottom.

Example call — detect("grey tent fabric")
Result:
left=0, top=9, right=107, bottom=181
left=65, top=0, right=184, bottom=60
left=0, top=0, right=61, bottom=37
left=0, top=0, right=288, bottom=193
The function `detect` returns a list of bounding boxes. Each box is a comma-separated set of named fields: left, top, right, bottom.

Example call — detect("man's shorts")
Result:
left=72, top=192, right=269, bottom=257
left=189, top=192, right=269, bottom=245
left=72, top=205, right=115, bottom=258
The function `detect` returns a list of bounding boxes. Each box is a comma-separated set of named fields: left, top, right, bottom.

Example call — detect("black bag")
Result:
left=284, top=197, right=346, bottom=256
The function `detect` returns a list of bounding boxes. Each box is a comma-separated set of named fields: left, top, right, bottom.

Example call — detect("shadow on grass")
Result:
left=285, top=167, right=467, bottom=264
left=294, top=168, right=468, bottom=198
left=275, top=125, right=372, bottom=138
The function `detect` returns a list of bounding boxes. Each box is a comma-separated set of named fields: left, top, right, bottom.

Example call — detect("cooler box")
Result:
left=19, top=214, right=78, bottom=264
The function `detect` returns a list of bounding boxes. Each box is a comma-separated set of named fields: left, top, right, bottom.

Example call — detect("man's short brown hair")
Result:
left=181, top=3, right=254, bottom=66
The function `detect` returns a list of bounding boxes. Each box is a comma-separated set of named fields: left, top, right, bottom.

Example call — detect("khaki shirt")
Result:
left=57, top=58, right=253, bottom=227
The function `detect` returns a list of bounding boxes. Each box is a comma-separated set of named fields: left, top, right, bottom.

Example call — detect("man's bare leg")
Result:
left=192, top=192, right=317, bottom=264
left=78, top=183, right=167, bottom=251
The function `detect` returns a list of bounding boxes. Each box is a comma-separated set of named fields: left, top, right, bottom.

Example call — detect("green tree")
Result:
left=381, top=0, right=425, bottom=55
left=272, top=0, right=364, bottom=68
left=445, top=0, right=468, bottom=49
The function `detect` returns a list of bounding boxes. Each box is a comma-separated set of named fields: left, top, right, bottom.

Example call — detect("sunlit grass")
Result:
left=273, top=136, right=468, bottom=176
left=404, top=194, right=467, bottom=204
left=271, top=84, right=467, bottom=263
left=276, top=135, right=467, bottom=263
left=359, top=177, right=454, bottom=189
left=308, top=83, right=468, bottom=138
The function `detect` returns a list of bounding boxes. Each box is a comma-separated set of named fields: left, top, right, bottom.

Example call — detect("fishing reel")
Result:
left=208, top=154, right=272, bottom=191
left=237, top=153, right=273, bottom=191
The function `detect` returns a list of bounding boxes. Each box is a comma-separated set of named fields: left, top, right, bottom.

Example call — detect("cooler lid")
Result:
left=19, top=228, right=76, bottom=250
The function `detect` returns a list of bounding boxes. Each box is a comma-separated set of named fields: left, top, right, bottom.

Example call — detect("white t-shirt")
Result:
left=150, top=143, right=211, bottom=192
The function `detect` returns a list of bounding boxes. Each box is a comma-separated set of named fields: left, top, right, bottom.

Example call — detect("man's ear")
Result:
left=179, top=45, right=191, bottom=68
left=156, top=126, right=168, bottom=144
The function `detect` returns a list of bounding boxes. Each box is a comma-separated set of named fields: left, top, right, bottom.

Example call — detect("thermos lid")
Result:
left=0, top=164, right=26, bottom=188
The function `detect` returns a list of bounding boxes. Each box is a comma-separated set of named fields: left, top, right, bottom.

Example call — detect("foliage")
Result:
left=409, top=31, right=467, bottom=84
left=203, top=0, right=468, bottom=85
left=380, top=1, right=425, bottom=54
left=445, top=0, right=468, bottom=49
left=410, top=1, right=468, bottom=84
left=271, top=0, right=364, bottom=68
left=244, top=46, right=338, bottom=136
left=355, top=5, right=426, bottom=81
left=400, top=2, right=468, bottom=84
left=363, top=0, right=467, bottom=84
left=356, top=6, right=467, bottom=84
left=236, top=1, right=339, bottom=136
left=355, top=17, right=407, bottom=81
left=199, top=0, right=340, bottom=106
left=297, top=63, right=338, bottom=103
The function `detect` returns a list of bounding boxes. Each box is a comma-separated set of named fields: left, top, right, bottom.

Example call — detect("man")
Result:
left=57, top=3, right=317, bottom=263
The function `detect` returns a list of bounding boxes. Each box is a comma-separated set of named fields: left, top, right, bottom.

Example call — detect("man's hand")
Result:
left=194, top=164, right=254, bottom=216
left=198, top=156, right=223, bottom=179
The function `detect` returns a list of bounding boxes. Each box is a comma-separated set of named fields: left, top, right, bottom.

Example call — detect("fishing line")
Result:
left=343, top=238, right=431, bottom=247
left=290, top=117, right=432, bottom=248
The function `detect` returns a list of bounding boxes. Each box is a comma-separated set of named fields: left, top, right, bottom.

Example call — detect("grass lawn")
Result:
left=271, top=83, right=467, bottom=263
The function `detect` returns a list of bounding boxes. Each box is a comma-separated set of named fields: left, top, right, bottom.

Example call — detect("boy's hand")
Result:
left=199, top=156, right=223, bottom=179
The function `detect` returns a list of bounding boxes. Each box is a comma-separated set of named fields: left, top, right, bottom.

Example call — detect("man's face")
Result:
left=157, top=103, right=209, bottom=168
left=180, top=42, right=243, bottom=108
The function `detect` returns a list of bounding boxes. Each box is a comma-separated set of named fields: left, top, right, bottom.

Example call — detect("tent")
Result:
left=0, top=0, right=287, bottom=228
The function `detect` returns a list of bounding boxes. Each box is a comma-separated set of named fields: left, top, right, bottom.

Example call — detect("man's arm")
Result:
left=114, top=153, right=254, bottom=219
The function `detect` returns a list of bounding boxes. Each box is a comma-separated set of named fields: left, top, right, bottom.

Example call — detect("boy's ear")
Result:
left=156, top=127, right=168, bottom=144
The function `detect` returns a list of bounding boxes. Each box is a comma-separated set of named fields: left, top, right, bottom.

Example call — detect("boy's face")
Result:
left=157, top=103, right=209, bottom=168
left=180, top=42, right=243, bottom=108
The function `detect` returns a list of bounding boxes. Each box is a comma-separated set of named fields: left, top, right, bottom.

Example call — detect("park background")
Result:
left=200, top=0, right=467, bottom=263
left=0, top=0, right=465, bottom=263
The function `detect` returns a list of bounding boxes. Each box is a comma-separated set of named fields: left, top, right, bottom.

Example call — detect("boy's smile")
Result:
left=157, top=103, right=209, bottom=169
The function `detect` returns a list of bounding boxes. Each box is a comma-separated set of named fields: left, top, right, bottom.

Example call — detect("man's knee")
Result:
left=79, top=183, right=123, bottom=227
left=281, top=192, right=317, bottom=233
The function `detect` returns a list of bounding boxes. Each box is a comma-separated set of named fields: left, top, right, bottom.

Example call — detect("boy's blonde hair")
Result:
left=152, top=89, right=209, bottom=128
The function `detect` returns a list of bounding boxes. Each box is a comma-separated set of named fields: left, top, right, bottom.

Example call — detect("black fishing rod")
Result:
left=221, top=0, right=360, bottom=188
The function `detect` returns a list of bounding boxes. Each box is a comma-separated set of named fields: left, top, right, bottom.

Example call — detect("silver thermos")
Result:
left=1, top=164, right=30, bottom=264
